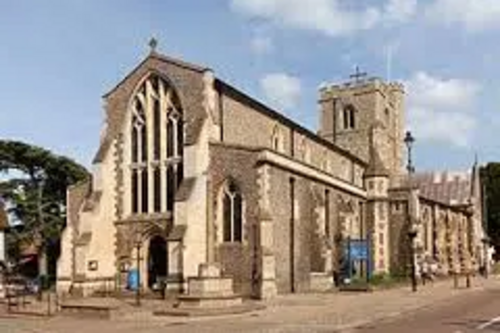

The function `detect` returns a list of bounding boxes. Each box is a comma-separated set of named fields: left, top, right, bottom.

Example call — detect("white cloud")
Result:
left=385, top=0, right=418, bottom=23
left=230, top=0, right=417, bottom=37
left=405, top=72, right=480, bottom=147
left=260, top=73, right=301, bottom=110
left=406, top=72, right=479, bottom=110
left=250, top=35, right=274, bottom=55
left=409, top=107, right=476, bottom=147
left=426, top=0, right=500, bottom=31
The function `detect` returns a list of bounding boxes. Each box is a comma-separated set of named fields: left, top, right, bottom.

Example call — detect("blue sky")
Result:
left=1, top=0, right=499, bottom=171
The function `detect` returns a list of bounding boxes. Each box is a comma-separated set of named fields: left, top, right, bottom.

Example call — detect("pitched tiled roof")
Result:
left=103, top=51, right=209, bottom=99
left=412, top=171, right=472, bottom=206
left=93, top=52, right=210, bottom=165
left=364, top=148, right=389, bottom=178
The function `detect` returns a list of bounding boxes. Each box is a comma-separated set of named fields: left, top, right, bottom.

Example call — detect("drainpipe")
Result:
left=289, top=177, right=296, bottom=293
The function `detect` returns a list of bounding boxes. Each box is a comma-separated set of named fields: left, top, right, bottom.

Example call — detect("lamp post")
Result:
left=134, top=229, right=142, bottom=307
left=404, top=131, right=418, bottom=292
left=482, top=236, right=490, bottom=279
left=408, top=228, right=418, bottom=292
left=464, top=202, right=474, bottom=288
left=404, top=131, right=415, bottom=175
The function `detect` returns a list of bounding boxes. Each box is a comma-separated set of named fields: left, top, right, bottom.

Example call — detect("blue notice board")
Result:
left=127, top=269, right=139, bottom=291
left=349, top=240, right=369, bottom=260
left=342, top=238, right=372, bottom=280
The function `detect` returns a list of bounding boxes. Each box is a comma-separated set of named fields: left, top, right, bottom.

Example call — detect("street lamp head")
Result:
left=404, top=131, right=415, bottom=149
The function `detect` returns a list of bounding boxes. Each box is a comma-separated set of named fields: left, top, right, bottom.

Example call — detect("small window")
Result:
left=298, top=137, right=310, bottom=163
left=271, top=125, right=283, bottom=152
left=343, top=105, right=356, bottom=129
left=223, top=181, right=243, bottom=243
left=322, top=150, right=330, bottom=172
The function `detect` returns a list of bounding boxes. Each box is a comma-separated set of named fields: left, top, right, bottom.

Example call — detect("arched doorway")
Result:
left=147, top=236, right=167, bottom=290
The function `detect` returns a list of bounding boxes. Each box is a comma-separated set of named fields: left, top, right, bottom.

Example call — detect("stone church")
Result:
left=56, top=44, right=486, bottom=299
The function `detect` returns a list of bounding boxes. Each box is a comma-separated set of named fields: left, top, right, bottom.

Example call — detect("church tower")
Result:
left=318, top=75, right=405, bottom=178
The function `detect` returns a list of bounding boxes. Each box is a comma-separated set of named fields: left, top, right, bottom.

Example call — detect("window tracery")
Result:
left=222, top=181, right=243, bottom=243
left=129, top=74, right=183, bottom=215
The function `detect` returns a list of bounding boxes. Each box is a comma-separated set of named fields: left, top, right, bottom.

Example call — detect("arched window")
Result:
left=223, top=181, right=243, bottom=243
left=153, top=99, right=161, bottom=160
left=129, top=74, right=183, bottom=215
left=322, top=149, right=330, bottom=172
left=271, top=124, right=283, bottom=152
left=384, top=108, right=390, bottom=127
left=298, top=136, right=310, bottom=163
left=166, top=109, right=182, bottom=158
left=343, top=104, right=356, bottom=129
left=131, top=101, right=146, bottom=163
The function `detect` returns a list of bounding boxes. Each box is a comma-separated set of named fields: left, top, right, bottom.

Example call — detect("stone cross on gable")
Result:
left=149, top=37, right=158, bottom=53
left=349, top=66, right=368, bottom=83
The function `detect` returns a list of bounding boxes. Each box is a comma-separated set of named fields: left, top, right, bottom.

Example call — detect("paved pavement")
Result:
left=354, top=284, right=500, bottom=332
left=0, top=276, right=498, bottom=332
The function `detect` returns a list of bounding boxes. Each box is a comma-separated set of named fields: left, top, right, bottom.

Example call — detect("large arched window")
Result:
left=223, top=182, right=243, bottom=243
left=129, top=74, right=183, bottom=215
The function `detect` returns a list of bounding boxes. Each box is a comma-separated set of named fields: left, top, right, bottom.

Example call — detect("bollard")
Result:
left=47, top=290, right=51, bottom=316
left=454, top=272, right=459, bottom=289
left=466, top=273, right=471, bottom=288
left=6, top=289, right=11, bottom=313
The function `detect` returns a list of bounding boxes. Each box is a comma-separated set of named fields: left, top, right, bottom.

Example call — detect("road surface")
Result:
left=354, top=287, right=500, bottom=333
left=1, top=281, right=500, bottom=332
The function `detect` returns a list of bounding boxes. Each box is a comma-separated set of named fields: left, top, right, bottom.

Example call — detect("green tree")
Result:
left=480, top=162, right=500, bottom=258
left=0, top=140, right=88, bottom=280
